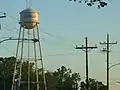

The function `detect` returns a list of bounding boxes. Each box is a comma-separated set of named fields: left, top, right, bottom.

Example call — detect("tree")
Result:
left=80, top=78, right=107, bottom=90
left=69, top=0, right=109, bottom=9
left=0, top=57, right=16, bottom=90
left=0, top=57, right=38, bottom=90
left=0, top=56, right=107, bottom=90
left=50, top=66, right=81, bottom=90
left=20, top=61, right=36, bottom=90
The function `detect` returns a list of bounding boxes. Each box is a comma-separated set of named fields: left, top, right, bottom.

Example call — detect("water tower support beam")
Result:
left=11, top=26, right=22, bottom=90
left=33, top=27, right=39, bottom=90
left=19, top=26, right=25, bottom=86
left=37, top=25, right=47, bottom=90
left=28, top=29, right=30, bottom=90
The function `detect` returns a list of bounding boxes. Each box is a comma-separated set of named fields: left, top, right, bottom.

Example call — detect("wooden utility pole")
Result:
left=75, top=37, right=97, bottom=90
left=100, top=34, right=117, bottom=90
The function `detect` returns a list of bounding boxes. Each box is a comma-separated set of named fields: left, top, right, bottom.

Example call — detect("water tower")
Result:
left=11, top=8, right=47, bottom=90
left=19, top=8, right=39, bottom=29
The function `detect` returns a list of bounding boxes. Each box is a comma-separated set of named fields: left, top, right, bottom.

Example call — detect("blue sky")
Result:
left=0, top=0, right=120, bottom=90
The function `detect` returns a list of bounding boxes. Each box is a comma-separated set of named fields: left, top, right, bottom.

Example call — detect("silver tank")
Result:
left=19, top=8, right=39, bottom=29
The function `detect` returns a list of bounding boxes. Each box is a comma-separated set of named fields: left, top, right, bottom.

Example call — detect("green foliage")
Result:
left=0, top=57, right=16, bottom=78
left=80, top=78, right=107, bottom=90
left=20, top=61, right=36, bottom=90
left=0, top=57, right=107, bottom=90
left=51, top=66, right=81, bottom=90
left=69, top=0, right=109, bottom=9
left=0, top=56, right=16, bottom=90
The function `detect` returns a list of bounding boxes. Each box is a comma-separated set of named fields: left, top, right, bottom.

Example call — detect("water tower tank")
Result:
left=19, top=8, right=39, bottom=29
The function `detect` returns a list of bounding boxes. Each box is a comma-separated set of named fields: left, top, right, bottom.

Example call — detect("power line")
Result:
left=39, top=28, right=66, bottom=41
left=1, top=24, right=75, bottom=55
left=2, top=25, right=71, bottom=49
left=0, top=32, right=80, bottom=57
left=7, top=15, right=19, bottom=23
left=2, top=13, right=77, bottom=45
left=19, top=52, right=80, bottom=60
left=1, top=26, right=79, bottom=62
left=45, top=52, right=79, bottom=57
left=2, top=25, right=19, bottom=34
left=39, top=28, right=82, bottom=50
left=1, top=14, right=81, bottom=52
left=1, top=24, right=34, bottom=38
left=75, top=37, right=97, bottom=90
left=109, top=62, right=120, bottom=69
left=100, top=34, right=117, bottom=90
left=0, top=43, right=15, bottom=55
left=1, top=13, right=78, bottom=47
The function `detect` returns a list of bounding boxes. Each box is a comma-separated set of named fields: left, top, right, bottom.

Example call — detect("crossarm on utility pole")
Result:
left=75, top=37, right=97, bottom=90
left=100, top=34, right=117, bottom=90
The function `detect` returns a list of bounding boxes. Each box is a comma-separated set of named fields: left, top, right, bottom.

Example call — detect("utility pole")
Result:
left=75, top=37, right=97, bottom=90
left=100, top=34, right=117, bottom=90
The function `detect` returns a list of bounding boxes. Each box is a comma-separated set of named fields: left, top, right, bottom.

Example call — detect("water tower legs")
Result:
left=11, top=26, right=22, bottom=90
left=11, top=25, right=47, bottom=90
left=36, top=25, right=47, bottom=90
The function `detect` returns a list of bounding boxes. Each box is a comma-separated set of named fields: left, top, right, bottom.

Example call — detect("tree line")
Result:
left=0, top=56, right=107, bottom=90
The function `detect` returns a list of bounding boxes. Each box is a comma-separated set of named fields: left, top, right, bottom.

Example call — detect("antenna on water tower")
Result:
left=25, top=0, right=33, bottom=8
left=11, top=4, right=47, bottom=90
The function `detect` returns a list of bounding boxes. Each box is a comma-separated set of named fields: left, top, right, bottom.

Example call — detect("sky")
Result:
left=0, top=0, right=120, bottom=90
